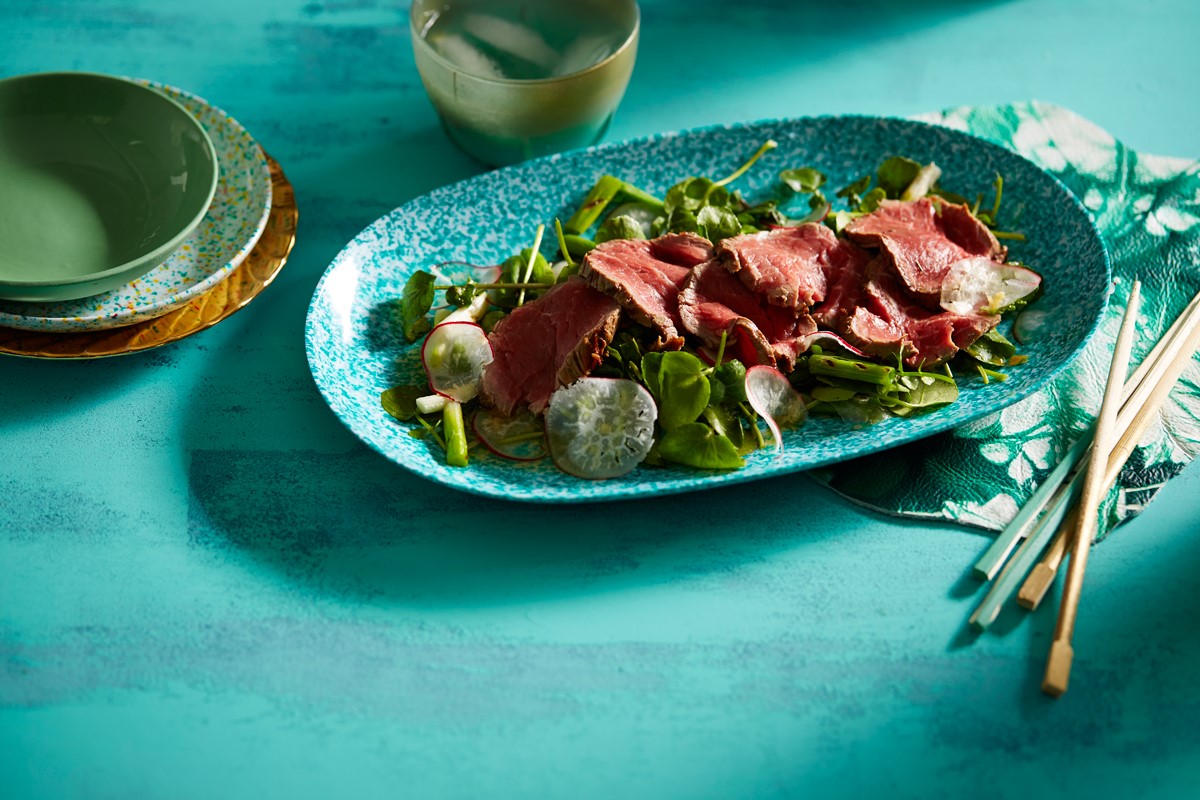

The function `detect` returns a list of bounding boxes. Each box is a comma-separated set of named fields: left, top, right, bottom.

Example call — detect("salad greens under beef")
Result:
left=379, top=141, right=1043, bottom=478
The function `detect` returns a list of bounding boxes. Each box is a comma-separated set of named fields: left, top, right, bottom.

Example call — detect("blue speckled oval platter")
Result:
left=305, top=115, right=1109, bottom=503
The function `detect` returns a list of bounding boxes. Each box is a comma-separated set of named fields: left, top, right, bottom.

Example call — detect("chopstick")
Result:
left=1042, top=280, right=1142, bottom=697
left=1017, top=510, right=1073, bottom=609
left=972, top=289, right=1200, bottom=581
left=968, top=479, right=1077, bottom=629
left=1018, top=291, right=1200, bottom=610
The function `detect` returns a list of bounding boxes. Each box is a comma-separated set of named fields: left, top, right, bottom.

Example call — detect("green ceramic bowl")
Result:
left=0, top=72, right=219, bottom=302
left=411, top=0, right=639, bottom=167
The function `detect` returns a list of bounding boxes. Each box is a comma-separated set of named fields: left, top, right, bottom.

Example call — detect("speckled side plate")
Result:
left=0, top=81, right=271, bottom=332
left=305, top=115, right=1110, bottom=503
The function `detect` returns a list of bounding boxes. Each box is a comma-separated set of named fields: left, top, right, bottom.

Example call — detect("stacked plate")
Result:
left=0, top=73, right=296, bottom=358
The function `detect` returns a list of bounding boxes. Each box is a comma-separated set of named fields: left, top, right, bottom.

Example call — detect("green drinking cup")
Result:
left=410, top=0, right=640, bottom=167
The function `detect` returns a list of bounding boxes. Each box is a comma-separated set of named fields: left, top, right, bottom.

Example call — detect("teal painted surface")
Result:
left=2, top=1, right=1199, bottom=797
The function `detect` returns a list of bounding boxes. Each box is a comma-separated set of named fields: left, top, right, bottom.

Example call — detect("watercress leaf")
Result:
left=876, top=156, right=922, bottom=198
left=740, top=199, right=787, bottom=228
left=683, top=177, right=714, bottom=206
left=664, top=177, right=710, bottom=216
left=487, top=254, right=524, bottom=307
left=489, top=249, right=553, bottom=306
left=656, top=351, right=711, bottom=430
left=665, top=207, right=699, bottom=234
left=895, top=377, right=959, bottom=410
left=616, top=336, right=643, bottom=366
left=702, top=405, right=743, bottom=448
left=713, top=360, right=747, bottom=404
left=780, top=167, right=826, bottom=194
left=859, top=187, right=887, bottom=213
left=704, top=183, right=733, bottom=210
left=380, top=385, right=426, bottom=421
left=707, top=375, right=726, bottom=406
left=963, top=329, right=1016, bottom=367
left=595, top=214, right=648, bottom=244
left=657, top=423, right=745, bottom=469
left=697, top=205, right=742, bottom=243
left=830, top=397, right=890, bottom=424
left=836, top=174, right=871, bottom=203
left=808, top=190, right=828, bottom=210
left=810, top=386, right=860, bottom=403
left=400, top=270, right=436, bottom=341
left=519, top=248, right=554, bottom=285
left=640, top=351, right=664, bottom=397
left=605, top=202, right=659, bottom=236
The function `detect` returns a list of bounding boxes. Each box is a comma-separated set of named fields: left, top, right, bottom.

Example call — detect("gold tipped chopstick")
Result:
left=971, top=290, right=1200, bottom=583
left=1018, top=291, right=1200, bottom=611
left=1017, top=508, right=1075, bottom=609
left=1043, top=281, right=1142, bottom=697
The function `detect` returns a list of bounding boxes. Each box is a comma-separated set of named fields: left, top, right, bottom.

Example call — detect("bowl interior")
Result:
left=410, top=0, right=640, bottom=165
left=0, top=73, right=217, bottom=287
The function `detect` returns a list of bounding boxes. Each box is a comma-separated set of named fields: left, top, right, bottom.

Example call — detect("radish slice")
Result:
left=473, top=408, right=546, bottom=461
left=795, top=331, right=868, bottom=358
left=421, top=321, right=494, bottom=403
left=745, top=365, right=807, bottom=455
left=544, top=378, right=657, bottom=479
left=941, top=257, right=1043, bottom=315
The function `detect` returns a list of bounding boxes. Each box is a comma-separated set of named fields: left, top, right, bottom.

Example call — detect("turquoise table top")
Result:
left=3, top=1, right=1199, bottom=797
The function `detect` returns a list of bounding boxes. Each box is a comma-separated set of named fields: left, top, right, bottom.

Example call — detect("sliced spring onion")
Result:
left=900, top=162, right=942, bottom=201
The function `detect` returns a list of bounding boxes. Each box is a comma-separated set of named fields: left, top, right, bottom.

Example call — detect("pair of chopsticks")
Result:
left=965, top=281, right=1200, bottom=696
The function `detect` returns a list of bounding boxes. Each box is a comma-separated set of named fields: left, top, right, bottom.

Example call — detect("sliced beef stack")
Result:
left=844, top=198, right=1005, bottom=301
left=479, top=277, right=621, bottom=415
left=820, top=198, right=1004, bottom=367
left=579, top=232, right=713, bottom=350
left=832, top=264, right=999, bottom=367
left=680, top=225, right=851, bottom=370
left=678, top=258, right=817, bottom=369
left=479, top=197, right=1011, bottom=415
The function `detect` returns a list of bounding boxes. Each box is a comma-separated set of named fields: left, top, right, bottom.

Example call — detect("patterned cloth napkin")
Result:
left=812, top=102, right=1200, bottom=540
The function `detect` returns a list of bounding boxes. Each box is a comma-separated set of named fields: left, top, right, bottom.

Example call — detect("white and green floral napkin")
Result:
left=812, top=102, right=1200, bottom=540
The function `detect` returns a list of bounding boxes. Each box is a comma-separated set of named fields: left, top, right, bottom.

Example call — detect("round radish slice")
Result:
left=941, top=257, right=1043, bottom=315
left=745, top=365, right=807, bottom=455
left=544, top=378, right=657, bottom=479
left=473, top=408, right=546, bottom=461
left=421, top=321, right=494, bottom=403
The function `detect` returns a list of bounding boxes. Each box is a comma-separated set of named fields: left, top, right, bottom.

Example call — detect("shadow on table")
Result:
left=177, top=298, right=855, bottom=607
left=184, top=430, right=842, bottom=608
left=0, top=345, right=171, bottom=428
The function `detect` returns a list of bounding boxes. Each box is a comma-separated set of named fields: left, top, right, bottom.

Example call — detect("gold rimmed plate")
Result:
left=0, top=154, right=296, bottom=359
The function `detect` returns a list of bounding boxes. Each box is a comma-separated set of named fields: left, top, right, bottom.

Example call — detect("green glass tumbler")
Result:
left=410, top=0, right=640, bottom=167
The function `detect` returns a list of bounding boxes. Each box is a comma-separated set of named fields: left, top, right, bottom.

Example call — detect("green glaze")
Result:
left=410, top=0, right=639, bottom=166
left=0, top=72, right=217, bottom=301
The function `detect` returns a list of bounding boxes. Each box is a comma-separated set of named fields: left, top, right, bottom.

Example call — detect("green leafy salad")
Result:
left=380, top=141, right=1042, bottom=479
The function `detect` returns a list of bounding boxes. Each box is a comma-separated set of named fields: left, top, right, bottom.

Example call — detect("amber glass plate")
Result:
left=0, top=153, right=297, bottom=359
